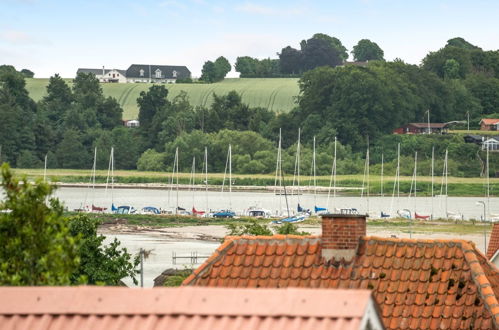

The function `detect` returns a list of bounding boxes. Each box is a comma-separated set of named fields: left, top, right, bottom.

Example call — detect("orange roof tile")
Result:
left=184, top=235, right=499, bottom=330
left=488, top=224, right=499, bottom=260
left=0, top=286, right=381, bottom=330
left=480, top=118, right=499, bottom=125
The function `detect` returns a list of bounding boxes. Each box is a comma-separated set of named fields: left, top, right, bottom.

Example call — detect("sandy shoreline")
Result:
left=99, top=223, right=490, bottom=254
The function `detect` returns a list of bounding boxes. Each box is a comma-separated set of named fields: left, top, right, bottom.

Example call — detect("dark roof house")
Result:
left=184, top=214, right=499, bottom=329
left=393, top=123, right=449, bottom=135
left=125, top=64, right=191, bottom=80
left=0, top=286, right=384, bottom=330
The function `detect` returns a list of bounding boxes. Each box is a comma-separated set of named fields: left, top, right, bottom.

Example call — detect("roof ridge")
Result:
left=461, top=240, right=499, bottom=327
left=363, top=235, right=478, bottom=245
left=225, top=234, right=319, bottom=241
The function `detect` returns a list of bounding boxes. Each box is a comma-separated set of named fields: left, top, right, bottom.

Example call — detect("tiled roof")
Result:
left=480, top=119, right=499, bottom=125
left=488, top=224, right=499, bottom=260
left=0, top=286, right=381, bottom=330
left=183, top=235, right=499, bottom=330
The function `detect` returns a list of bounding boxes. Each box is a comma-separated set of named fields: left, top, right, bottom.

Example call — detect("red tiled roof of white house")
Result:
left=0, top=286, right=384, bottom=330
left=184, top=214, right=499, bottom=330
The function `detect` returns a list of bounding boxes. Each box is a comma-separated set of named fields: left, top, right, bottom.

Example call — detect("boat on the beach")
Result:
left=245, top=205, right=272, bottom=218
left=141, top=206, right=160, bottom=215
left=114, top=205, right=136, bottom=214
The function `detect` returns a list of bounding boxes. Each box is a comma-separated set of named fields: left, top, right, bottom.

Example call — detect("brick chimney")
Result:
left=321, top=214, right=367, bottom=262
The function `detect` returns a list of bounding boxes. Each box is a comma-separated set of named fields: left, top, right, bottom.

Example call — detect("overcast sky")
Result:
left=1, top=0, right=498, bottom=78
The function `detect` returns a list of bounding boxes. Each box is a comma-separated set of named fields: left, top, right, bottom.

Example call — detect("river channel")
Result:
left=54, top=186, right=498, bottom=220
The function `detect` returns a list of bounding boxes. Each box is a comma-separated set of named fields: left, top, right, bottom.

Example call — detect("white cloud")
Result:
left=0, top=30, right=42, bottom=44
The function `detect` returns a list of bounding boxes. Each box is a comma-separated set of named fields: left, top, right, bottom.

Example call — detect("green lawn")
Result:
left=448, top=129, right=499, bottom=136
left=25, top=78, right=300, bottom=120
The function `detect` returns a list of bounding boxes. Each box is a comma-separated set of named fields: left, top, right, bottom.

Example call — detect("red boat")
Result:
left=192, top=207, right=205, bottom=216
left=92, top=205, right=107, bottom=212
left=415, top=212, right=430, bottom=220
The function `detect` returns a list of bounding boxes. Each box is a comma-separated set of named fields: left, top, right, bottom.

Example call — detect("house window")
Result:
left=172, top=70, right=177, bottom=78
left=155, top=69, right=162, bottom=78
left=139, top=69, right=144, bottom=77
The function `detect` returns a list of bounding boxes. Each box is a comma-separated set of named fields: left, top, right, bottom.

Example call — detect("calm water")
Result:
left=102, top=233, right=219, bottom=287
left=52, top=186, right=499, bottom=220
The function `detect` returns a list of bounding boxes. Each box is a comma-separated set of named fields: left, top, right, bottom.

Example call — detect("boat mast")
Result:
left=175, top=148, right=179, bottom=215
left=313, top=136, right=317, bottom=207
left=91, top=147, right=97, bottom=207
left=487, top=144, right=490, bottom=216
left=191, top=156, right=196, bottom=208
left=229, top=144, right=232, bottom=210
left=431, top=146, right=434, bottom=218
left=390, top=143, right=401, bottom=216
left=367, top=145, right=370, bottom=214
left=327, top=136, right=337, bottom=210
left=204, top=147, right=208, bottom=212
left=168, top=149, right=178, bottom=207
left=445, top=149, right=448, bottom=217
left=413, top=151, right=418, bottom=214
left=292, top=128, right=301, bottom=204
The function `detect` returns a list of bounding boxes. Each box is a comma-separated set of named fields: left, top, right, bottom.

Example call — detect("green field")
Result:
left=25, top=78, right=300, bottom=120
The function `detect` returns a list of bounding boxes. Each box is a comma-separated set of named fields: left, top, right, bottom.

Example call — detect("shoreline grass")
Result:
left=13, top=168, right=497, bottom=197
left=85, top=212, right=493, bottom=235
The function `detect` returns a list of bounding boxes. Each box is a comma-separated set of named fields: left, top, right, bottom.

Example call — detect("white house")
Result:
left=76, top=67, right=127, bottom=83
left=482, top=137, right=499, bottom=151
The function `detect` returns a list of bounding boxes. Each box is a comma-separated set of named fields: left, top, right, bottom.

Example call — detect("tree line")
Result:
left=0, top=37, right=498, bottom=177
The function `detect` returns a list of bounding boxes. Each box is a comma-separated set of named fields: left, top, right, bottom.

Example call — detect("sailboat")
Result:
left=409, top=151, right=429, bottom=220
left=390, top=143, right=410, bottom=219
left=190, top=155, right=206, bottom=217
left=311, top=136, right=327, bottom=214
left=360, top=143, right=371, bottom=217
left=82, top=147, right=107, bottom=213
left=326, top=136, right=338, bottom=213
left=379, top=152, right=391, bottom=218
left=213, top=145, right=235, bottom=218
left=103, top=147, right=136, bottom=214
left=438, top=149, right=463, bottom=220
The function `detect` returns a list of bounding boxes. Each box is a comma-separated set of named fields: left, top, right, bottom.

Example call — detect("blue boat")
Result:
left=142, top=206, right=160, bottom=215
left=272, top=214, right=307, bottom=224
left=314, top=206, right=327, bottom=214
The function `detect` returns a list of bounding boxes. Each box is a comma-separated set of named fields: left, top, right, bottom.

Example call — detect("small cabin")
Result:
left=393, top=123, right=448, bottom=134
left=480, top=118, right=499, bottom=131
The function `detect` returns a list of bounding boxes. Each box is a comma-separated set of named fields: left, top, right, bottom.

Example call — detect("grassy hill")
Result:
left=25, top=78, right=300, bottom=120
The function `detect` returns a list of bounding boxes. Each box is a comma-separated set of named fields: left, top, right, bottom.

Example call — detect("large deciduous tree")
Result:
left=352, top=39, right=384, bottom=61
left=0, top=164, right=80, bottom=285
left=278, top=46, right=302, bottom=74
left=200, top=56, right=231, bottom=82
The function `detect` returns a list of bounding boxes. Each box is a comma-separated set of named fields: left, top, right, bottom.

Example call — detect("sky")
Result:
left=0, top=0, right=498, bottom=78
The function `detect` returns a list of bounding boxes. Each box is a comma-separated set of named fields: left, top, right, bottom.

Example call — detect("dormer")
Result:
left=155, top=69, right=162, bottom=78
left=139, top=69, right=144, bottom=77
left=172, top=70, right=177, bottom=78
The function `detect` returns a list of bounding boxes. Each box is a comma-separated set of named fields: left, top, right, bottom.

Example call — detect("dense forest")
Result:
left=0, top=36, right=498, bottom=177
